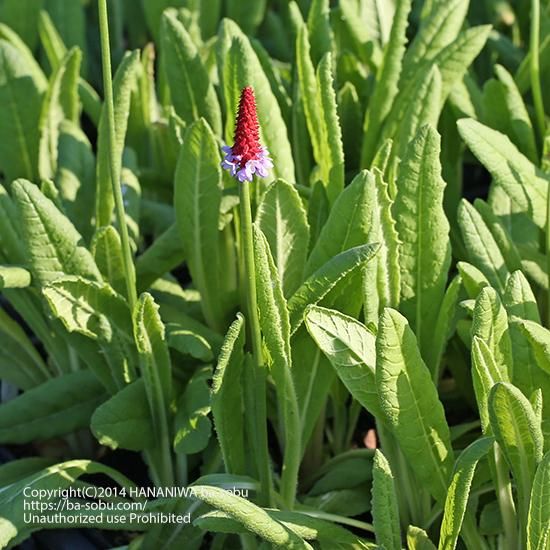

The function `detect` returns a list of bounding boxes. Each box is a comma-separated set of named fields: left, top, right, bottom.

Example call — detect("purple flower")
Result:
left=221, top=145, right=273, bottom=183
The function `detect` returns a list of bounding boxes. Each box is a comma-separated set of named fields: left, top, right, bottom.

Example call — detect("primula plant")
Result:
left=0, top=0, right=550, bottom=549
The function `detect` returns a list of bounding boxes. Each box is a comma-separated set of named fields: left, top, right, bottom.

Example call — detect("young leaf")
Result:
left=211, top=314, right=246, bottom=475
left=0, top=371, right=105, bottom=444
left=256, top=180, right=309, bottom=297
left=160, top=11, right=222, bottom=135
left=439, top=437, right=494, bottom=550
left=372, top=450, right=400, bottom=550
left=305, top=305, right=381, bottom=418
left=174, top=118, right=225, bottom=332
left=376, top=308, right=453, bottom=503
left=0, top=266, right=31, bottom=289
left=407, top=526, right=437, bottom=550
left=393, top=125, right=450, bottom=362
left=92, top=226, right=127, bottom=297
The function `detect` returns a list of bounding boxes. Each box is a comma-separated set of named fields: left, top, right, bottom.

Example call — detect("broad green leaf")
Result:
left=458, top=199, right=509, bottom=294
left=253, top=226, right=300, bottom=504
left=91, top=378, right=155, bottom=451
left=0, top=458, right=56, bottom=487
left=256, top=180, right=309, bottom=297
left=225, top=0, right=266, bottom=34
left=211, top=314, right=246, bottom=475
left=372, top=450, right=400, bottom=550
left=219, top=20, right=294, bottom=182
left=489, top=382, right=544, bottom=529
left=136, top=223, right=185, bottom=293
left=376, top=308, right=453, bottom=503
left=471, top=337, right=508, bottom=432
left=471, top=286, right=513, bottom=376
left=527, top=452, right=550, bottom=550
left=12, top=179, right=101, bottom=286
left=134, top=293, right=173, bottom=457
left=289, top=243, right=379, bottom=334
left=0, top=266, right=31, bottom=289
left=439, top=437, right=494, bottom=550
left=167, top=325, right=213, bottom=362
left=95, top=50, right=140, bottom=227
left=0, top=370, right=105, bottom=444
left=44, top=0, right=86, bottom=61
left=457, top=119, right=548, bottom=233
left=190, top=485, right=312, bottom=548
left=174, top=118, right=225, bottom=332
left=161, top=11, right=221, bottom=135
left=363, top=169, right=400, bottom=324
left=92, top=226, right=126, bottom=297
left=38, top=47, right=81, bottom=181
left=0, top=306, right=48, bottom=390
left=174, top=366, right=212, bottom=455
left=394, top=125, right=450, bottom=361
left=360, top=0, right=412, bottom=167
left=0, top=0, right=42, bottom=50
left=456, top=261, right=490, bottom=298
left=305, top=305, right=381, bottom=418
left=0, top=39, right=43, bottom=182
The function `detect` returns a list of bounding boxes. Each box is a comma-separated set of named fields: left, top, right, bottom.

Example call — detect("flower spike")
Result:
left=221, top=86, right=273, bottom=182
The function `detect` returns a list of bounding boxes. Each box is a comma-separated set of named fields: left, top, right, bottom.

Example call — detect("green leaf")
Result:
left=167, top=325, right=213, bottom=362
left=92, top=226, right=127, bottom=297
left=360, top=0, right=412, bottom=167
left=253, top=226, right=301, bottom=502
left=211, top=314, right=246, bottom=475
left=458, top=199, right=509, bottom=294
left=225, top=0, right=266, bottom=35
left=38, top=47, right=81, bottom=181
left=439, top=437, right=494, bottom=550
left=0, top=370, right=105, bottom=444
left=372, top=450, right=400, bottom=550
left=219, top=20, right=295, bottom=182
left=91, top=378, right=155, bottom=451
left=457, top=261, right=490, bottom=299
left=471, top=286, right=513, bottom=378
left=95, top=50, right=140, bottom=227
left=256, top=180, right=309, bottom=297
left=133, top=293, right=173, bottom=450
left=394, top=125, right=450, bottom=361
left=305, top=305, right=381, bottom=418
left=190, top=485, right=312, bottom=548
left=376, top=308, right=453, bottom=503
left=306, top=0, right=333, bottom=64
left=457, top=119, right=548, bottom=233
left=489, top=382, right=544, bottom=528
left=527, top=452, right=550, bottom=550
left=0, top=0, right=42, bottom=50
left=289, top=243, right=379, bottom=334
left=0, top=39, right=44, bottom=182
left=161, top=11, right=221, bottom=135
left=12, top=179, right=101, bottom=286
left=407, top=526, right=437, bottom=550
left=174, top=118, right=225, bottom=332
left=44, top=0, right=86, bottom=62
left=174, top=366, right=212, bottom=454
left=363, top=169, right=401, bottom=324
left=518, top=319, right=550, bottom=375
left=0, top=266, right=31, bottom=289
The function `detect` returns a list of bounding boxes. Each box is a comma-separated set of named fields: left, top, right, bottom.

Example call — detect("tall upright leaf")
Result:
left=174, top=118, right=225, bottom=332
left=161, top=11, right=221, bottom=135
left=376, top=308, right=453, bottom=503
left=527, top=452, right=550, bottom=550
left=393, top=125, right=450, bottom=361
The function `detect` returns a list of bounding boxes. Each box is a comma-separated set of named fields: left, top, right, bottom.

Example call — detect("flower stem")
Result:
left=97, top=0, right=137, bottom=310
left=239, top=181, right=273, bottom=506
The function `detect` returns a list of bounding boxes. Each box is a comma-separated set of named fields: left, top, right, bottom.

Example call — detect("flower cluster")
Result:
left=221, top=86, right=273, bottom=182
